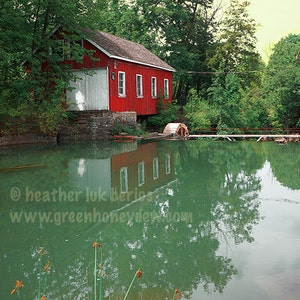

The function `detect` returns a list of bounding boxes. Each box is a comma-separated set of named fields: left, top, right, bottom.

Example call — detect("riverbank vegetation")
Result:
left=1, top=0, right=299, bottom=136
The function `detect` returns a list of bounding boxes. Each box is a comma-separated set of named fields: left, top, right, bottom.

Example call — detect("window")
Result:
left=49, top=40, right=64, bottom=61
left=50, top=39, right=83, bottom=61
left=165, top=154, right=171, bottom=174
left=151, top=77, right=157, bottom=98
left=136, top=74, right=143, bottom=98
left=65, top=40, right=83, bottom=60
left=138, top=161, right=145, bottom=186
left=153, top=157, right=159, bottom=180
left=164, top=79, right=169, bottom=99
left=118, top=72, right=126, bottom=97
left=120, top=167, right=128, bottom=193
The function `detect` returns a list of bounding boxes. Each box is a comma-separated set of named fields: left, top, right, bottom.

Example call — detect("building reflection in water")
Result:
left=69, top=142, right=175, bottom=208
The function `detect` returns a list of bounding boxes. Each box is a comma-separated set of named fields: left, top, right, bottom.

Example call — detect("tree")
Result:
left=239, top=85, right=270, bottom=130
left=0, top=0, right=102, bottom=135
left=184, top=88, right=218, bottom=133
left=207, top=72, right=244, bottom=132
left=263, top=34, right=300, bottom=129
left=0, top=0, right=32, bottom=115
left=208, top=0, right=262, bottom=88
left=203, top=0, right=266, bottom=132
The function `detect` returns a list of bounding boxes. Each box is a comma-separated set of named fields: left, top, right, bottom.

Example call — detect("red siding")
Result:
left=61, top=39, right=111, bottom=70
left=108, top=61, right=172, bottom=115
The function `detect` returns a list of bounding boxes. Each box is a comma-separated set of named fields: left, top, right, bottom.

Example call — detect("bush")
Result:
left=37, top=101, right=67, bottom=135
left=184, top=89, right=217, bottom=133
left=112, top=121, right=146, bottom=136
left=147, top=101, right=180, bottom=131
left=0, top=98, right=67, bottom=136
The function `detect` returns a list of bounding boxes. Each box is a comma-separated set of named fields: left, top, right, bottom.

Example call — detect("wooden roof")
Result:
left=83, top=29, right=175, bottom=72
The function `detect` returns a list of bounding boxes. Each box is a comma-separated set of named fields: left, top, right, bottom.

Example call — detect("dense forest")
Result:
left=0, top=0, right=300, bottom=135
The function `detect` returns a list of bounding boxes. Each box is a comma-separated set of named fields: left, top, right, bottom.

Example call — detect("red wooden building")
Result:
left=55, top=28, right=175, bottom=116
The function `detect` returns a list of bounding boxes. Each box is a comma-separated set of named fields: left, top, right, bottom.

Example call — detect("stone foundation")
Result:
left=58, top=110, right=137, bottom=141
left=0, top=111, right=137, bottom=145
left=112, top=111, right=137, bottom=125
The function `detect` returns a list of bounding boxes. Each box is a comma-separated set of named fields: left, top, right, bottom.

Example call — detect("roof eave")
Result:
left=87, top=38, right=176, bottom=73
left=110, top=55, right=176, bottom=72
left=87, top=38, right=112, bottom=58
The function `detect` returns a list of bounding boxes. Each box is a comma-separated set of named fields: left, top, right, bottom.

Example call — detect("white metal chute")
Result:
left=163, top=123, right=189, bottom=137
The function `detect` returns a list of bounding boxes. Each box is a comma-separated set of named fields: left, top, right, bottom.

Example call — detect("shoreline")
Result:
left=1, top=132, right=299, bottom=147
left=0, top=134, right=58, bottom=146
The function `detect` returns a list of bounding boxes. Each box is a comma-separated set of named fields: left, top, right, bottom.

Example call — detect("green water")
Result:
left=0, top=140, right=299, bottom=300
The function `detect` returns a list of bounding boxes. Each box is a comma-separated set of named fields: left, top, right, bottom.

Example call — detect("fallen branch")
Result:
left=0, top=164, right=46, bottom=172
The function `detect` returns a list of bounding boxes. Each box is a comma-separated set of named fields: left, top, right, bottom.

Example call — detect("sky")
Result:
left=246, top=0, right=300, bottom=61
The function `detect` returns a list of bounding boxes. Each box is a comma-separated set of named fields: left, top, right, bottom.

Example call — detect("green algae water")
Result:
left=0, top=140, right=299, bottom=300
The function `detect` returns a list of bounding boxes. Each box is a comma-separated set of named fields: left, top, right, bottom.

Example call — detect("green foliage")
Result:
left=208, top=0, right=262, bottom=88
left=207, top=73, right=244, bottom=132
left=37, top=100, right=67, bottom=135
left=262, top=34, right=300, bottom=129
left=0, top=98, right=67, bottom=136
left=0, top=0, right=101, bottom=136
left=239, top=85, right=270, bottom=130
left=112, top=121, right=145, bottom=136
left=147, top=101, right=180, bottom=131
left=184, top=89, right=217, bottom=133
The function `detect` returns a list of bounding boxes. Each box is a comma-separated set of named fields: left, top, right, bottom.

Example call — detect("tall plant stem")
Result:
left=38, top=258, right=42, bottom=299
left=43, top=271, right=48, bottom=295
left=172, top=290, right=176, bottom=300
left=99, top=251, right=103, bottom=300
left=172, top=288, right=182, bottom=300
left=123, top=273, right=137, bottom=300
left=94, top=246, right=97, bottom=300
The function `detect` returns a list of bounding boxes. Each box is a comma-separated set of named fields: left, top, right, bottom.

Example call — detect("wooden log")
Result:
left=0, top=164, right=46, bottom=172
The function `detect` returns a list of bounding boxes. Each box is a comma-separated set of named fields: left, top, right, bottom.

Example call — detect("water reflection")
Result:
left=0, top=141, right=299, bottom=299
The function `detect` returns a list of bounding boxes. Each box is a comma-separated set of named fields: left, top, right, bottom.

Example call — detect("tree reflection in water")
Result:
left=0, top=140, right=268, bottom=299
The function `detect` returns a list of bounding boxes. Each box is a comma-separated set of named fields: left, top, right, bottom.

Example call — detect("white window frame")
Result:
left=120, top=167, right=128, bottom=193
left=151, top=77, right=157, bottom=98
left=138, top=161, right=145, bottom=186
left=118, top=72, right=126, bottom=97
left=136, top=74, right=143, bottom=98
left=153, top=157, right=159, bottom=180
left=164, top=79, right=169, bottom=99
left=165, top=153, right=171, bottom=174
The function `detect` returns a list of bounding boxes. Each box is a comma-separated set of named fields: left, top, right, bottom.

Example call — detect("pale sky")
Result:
left=247, top=0, right=300, bottom=61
